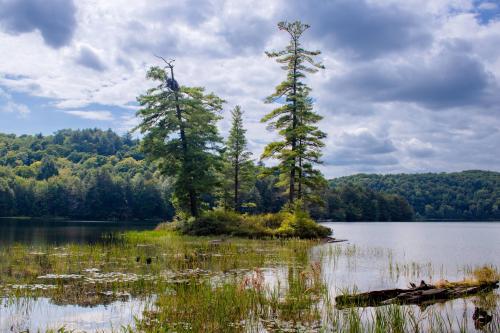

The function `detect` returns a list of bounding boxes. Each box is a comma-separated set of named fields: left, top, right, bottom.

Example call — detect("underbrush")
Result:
left=159, top=209, right=332, bottom=239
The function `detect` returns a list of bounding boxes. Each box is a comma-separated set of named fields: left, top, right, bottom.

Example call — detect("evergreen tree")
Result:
left=136, top=61, right=224, bottom=217
left=296, top=86, right=327, bottom=204
left=225, top=106, right=253, bottom=211
left=37, top=157, right=59, bottom=180
left=261, top=21, right=325, bottom=207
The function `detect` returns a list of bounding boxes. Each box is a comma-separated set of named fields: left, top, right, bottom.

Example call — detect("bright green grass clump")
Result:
left=164, top=209, right=332, bottom=239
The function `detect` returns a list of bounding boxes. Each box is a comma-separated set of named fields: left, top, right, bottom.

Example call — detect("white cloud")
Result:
left=63, top=110, right=114, bottom=121
left=478, top=2, right=498, bottom=10
left=0, top=87, right=30, bottom=116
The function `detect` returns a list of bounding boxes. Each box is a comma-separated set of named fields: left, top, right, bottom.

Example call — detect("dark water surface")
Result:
left=0, top=218, right=158, bottom=246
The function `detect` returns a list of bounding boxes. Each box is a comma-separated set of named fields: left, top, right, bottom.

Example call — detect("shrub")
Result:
left=275, top=210, right=332, bottom=239
left=176, top=209, right=332, bottom=239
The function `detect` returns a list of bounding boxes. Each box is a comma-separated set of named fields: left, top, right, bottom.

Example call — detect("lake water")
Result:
left=316, top=222, right=500, bottom=332
left=0, top=220, right=498, bottom=332
left=0, top=218, right=158, bottom=246
left=319, top=221, right=500, bottom=290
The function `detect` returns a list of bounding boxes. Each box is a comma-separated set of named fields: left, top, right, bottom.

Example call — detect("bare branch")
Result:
left=154, top=54, right=175, bottom=68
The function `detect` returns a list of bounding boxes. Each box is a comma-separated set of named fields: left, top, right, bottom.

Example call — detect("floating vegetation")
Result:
left=4, top=284, right=57, bottom=291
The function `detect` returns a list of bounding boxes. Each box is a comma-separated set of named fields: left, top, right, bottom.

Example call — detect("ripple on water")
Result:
left=0, top=296, right=154, bottom=332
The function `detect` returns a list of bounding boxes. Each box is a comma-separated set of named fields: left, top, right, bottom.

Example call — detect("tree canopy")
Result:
left=0, top=129, right=171, bottom=219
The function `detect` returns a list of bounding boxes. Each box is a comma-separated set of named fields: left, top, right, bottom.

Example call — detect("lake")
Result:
left=0, top=220, right=498, bottom=332
left=320, top=221, right=500, bottom=289
left=0, top=218, right=158, bottom=246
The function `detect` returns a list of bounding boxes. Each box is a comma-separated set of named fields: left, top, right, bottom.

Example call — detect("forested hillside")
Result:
left=310, top=185, right=414, bottom=222
left=330, top=171, right=500, bottom=221
left=0, top=129, right=172, bottom=219
left=4, top=130, right=495, bottom=222
left=0, top=129, right=415, bottom=221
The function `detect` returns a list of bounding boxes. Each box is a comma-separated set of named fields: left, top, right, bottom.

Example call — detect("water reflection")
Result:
left=0, top=297, right=153, bottom=332
left=0, top=218, right=157, bottom=246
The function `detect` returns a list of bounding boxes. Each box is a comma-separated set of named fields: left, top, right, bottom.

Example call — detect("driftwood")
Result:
left=321, top=236, right=348, bottom=244
left=335, top=280, right=499, bottom=309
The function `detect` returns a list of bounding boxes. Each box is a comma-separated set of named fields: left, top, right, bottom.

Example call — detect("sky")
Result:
left=0, top=0, right=499, bottom=178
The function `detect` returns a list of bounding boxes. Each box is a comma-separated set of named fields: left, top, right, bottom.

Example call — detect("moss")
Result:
left=173, top=209, right=332, bottom=239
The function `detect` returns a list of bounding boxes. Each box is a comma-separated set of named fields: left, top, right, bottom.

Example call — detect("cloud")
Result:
left=0, top=0, right=76, bottom=48
left=330, top=44, right=496, bottom=109
left=121, top=1, right=278, bottom=58
left=286, top=0, right=433, bottom=59
left=403, top=138, right=436, bottom=158
left=63, top=110, right=113, bottom=121
left=0, top=87, right=30, bottom=116
left=478, top=2, right=498, bottom=11
left=337, top=129, right=397, bottom=154
left=75, top=46, right=107, bottom=71
left=324, top=128, right=399, bottom=168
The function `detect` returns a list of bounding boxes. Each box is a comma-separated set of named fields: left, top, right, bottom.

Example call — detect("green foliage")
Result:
left=1, top=128, right=496, bottom=222
left=311, top=184, right=414, bottom=221
left=330, top=171, right=500, bottom=220
left=261, top=21, right=326, bottom=207
left=36, top=157, right=59, bottom=180
left=275, top=209, right=332, bottom=238
left=136, top=65, right=224, bottom=217
left=220, top=105, right=255, bottom=211
left=176, top=209, right=331, bottom=239
left=0, top=129, right=171, bottom=219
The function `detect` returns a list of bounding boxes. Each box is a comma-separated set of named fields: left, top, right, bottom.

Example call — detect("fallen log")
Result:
left=335, top=280, right=499, bottom=309
left=321, top=236, right=348, bottom=244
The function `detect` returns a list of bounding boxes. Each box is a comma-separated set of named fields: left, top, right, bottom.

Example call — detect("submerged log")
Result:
left=335, top=280, right=499, bottom=308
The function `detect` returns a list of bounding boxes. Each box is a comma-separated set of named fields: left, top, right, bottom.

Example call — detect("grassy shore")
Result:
left=0, top=227, right=498, bottom=332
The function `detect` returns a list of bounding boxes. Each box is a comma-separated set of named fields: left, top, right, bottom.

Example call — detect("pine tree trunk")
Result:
left=170, top=67, right=198, bottom=217
left=289, top=39, right=298, bottom=205
left=298, top=150, right=302, bottom=200
left=234, top=161, right=239, bottom=211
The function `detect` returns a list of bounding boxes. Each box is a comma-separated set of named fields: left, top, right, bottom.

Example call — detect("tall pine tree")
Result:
left=224, top=105, right=253, bottom=211
left=261, top=21, right=326, bottom=207
left=136, top=61, right=224, bottom=217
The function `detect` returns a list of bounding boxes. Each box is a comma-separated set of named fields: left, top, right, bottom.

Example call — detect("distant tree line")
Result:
left=0, top=129, right=171, bottom=220
left=310, top=184, right=414, bottom=221
left=330, top=171, right=500, bottom=221
left=1, top=130, right=494, bottom=222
